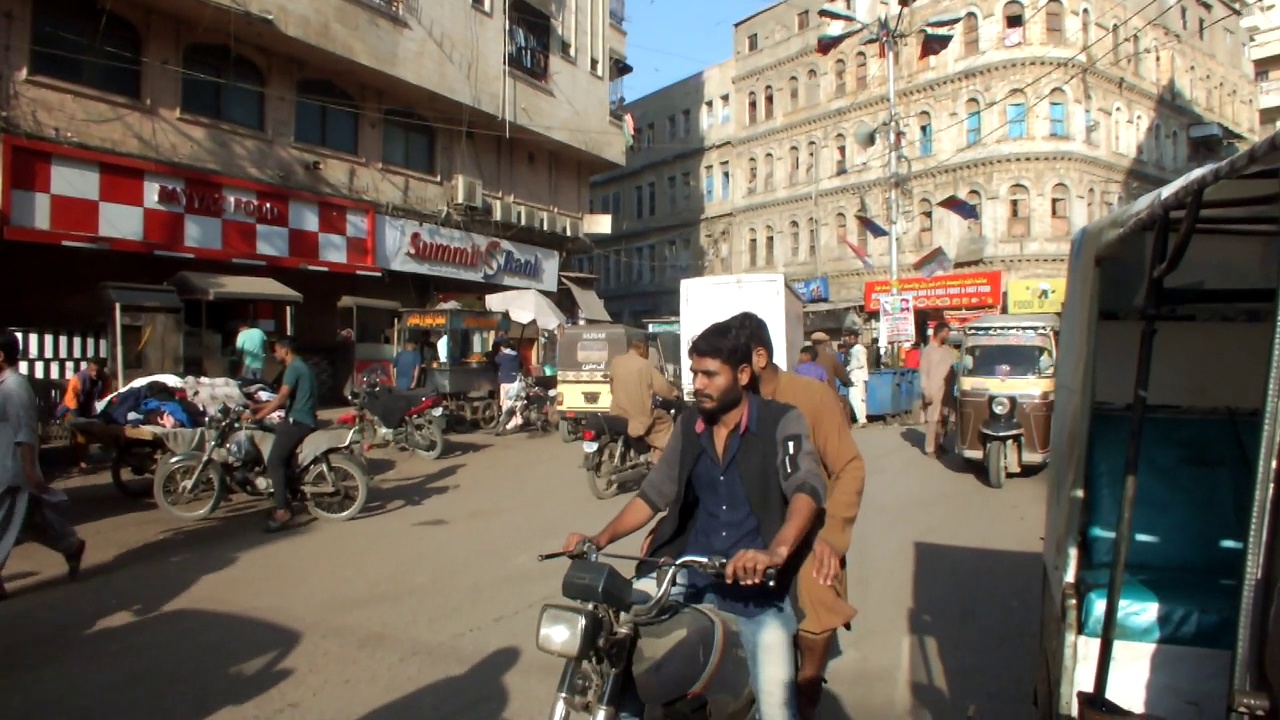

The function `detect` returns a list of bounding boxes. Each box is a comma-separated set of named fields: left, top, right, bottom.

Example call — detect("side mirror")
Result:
left=962, top=356, right=974, bottom=371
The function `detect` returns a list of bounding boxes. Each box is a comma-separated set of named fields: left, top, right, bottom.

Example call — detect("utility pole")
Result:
left=882, top=17, right=903, bottom=297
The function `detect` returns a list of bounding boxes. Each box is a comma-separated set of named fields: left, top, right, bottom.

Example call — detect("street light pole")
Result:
left=884, top=20, right=901, bottom=296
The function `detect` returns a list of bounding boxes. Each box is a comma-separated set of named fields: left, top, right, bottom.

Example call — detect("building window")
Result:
left=918, top=112, right=933, bottom=156
left=634, top=185, right=644, bottom=219
left=764, top=86, right=775, bottom=119
left=1081, top=9, right=1092, bottom=49
left=1111, top=23, right=1121, bottom=59
left=680, top=173, right=691, bottom=204
left=643, top=123, right=654, bottom=148
left=918, top=199, right=933, bottom=248
left=508, top=0, right=552, bottom=83
left=610, top=0, right=625, bottom=25
left=704, top=166, right=714, bottom=203
left=963, top=13, right=979, bottom=56
left=748, top=229, right=759, bottom=267
left=746, top=33, right=759, bottom=52
left=1198, top=16, right=1206, bottom=41
left=1086, top=188, right=1096, bottom=221
left=764, top=226, right=775, bottom=266
left=703, top=100, right=715, bottom=129
left=1049, top=90, right=1067, bottom=137
left=807, top=218, right=818, bottom=258
left=789, top=221, right=801, bottom=258
left=30, top=0, right=143, bottom=98
left=748, top=92, right=758, bottom=125
left=1180, top=5, right=1188, bottom=30
left=647, top=181, right=656, bottom=216
left=1153, top=121, right=1165, bottom=166
left=601, top=194, right=611, bottom=215
left=855, top=53, right=868, bottom=90
left=1051, top=183, right=1070, bottom=236
left=720, top=94, right=731, bottom=124
left=295, top=79, right=359, bottom=155
left=835, top=213, right=848, bottom=249
left=611, top=190, right=621, bottom=217
left=805, top=70, right=819, bottom=105
left=473, top=0, right=489, bottom=9
left=966, top=190, right=983, bottom=236
left=788, top=147, right=801, bottom=185
left=1007, top=101, right=1027, bottom=139
left=666, top=114, right=676, bottom=141
left=382, top=109, right=435, bottom=174
left=1004, top=2, right=1025, bottom=46
left=747, top=158, right=758, bottom=193
left=834, top=134, right=848, bottom=173
left=1131, top=35, right=1141, bottom=76
left=854, top=204, right=868, bottom=250
left=806, top=141, right=817, bottom=181
left=788, top=76, right=800, bottom=111
left=796, top=10, right=810, bottom=31
left=720, top=162, right=731, bottom=201
left=681, top=109, right=691, bottom=137
left=181, top=44, right=265, bottom=130
left=1008, top=184, right=1030, bottom=239
left=764, top=153, right=776, bottom=190
left=666, top=175, right=677, bottom=211
left=1045, top=0, right=1064, bottom=44
left=833, top=60, right=847, bottom=96
left=965, top=99, right=981, bottom=146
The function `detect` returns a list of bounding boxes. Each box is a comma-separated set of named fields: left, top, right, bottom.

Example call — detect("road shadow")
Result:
left=819, top=688, right=858, bottom=719
left=909, top=542, right=1042, bottom=720
left=441, top=439, right=487, bottom=459
left=356, top=646, right=520, bottom=720
left=360, top=463, right=463, bottom=518
left=900, top=427, right=926, bottom=452
left=45, top=478, right=157, bottom=526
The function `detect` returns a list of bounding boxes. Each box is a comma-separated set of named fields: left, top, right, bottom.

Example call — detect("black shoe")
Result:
left=64, top=539, right=86, bottom=580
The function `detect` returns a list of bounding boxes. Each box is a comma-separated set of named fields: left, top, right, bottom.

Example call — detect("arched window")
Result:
left=1152, top=121, right=1165, bottom=166
left=965, top=99, right=982, bottom=146
left=1006, top=91, right=1028, bottom=139
left=788, top=146, right=801, bottom=185
left=1111, top=106, right=1125, bottom=155
left=1051, top=183, right=1070, bottom=235
left=854, top=198, right=869, bottom=250
left=747, top=157, right=759, bottom=192
left=764, top=226, right=776, bottom=266
left=1045, top=1, right=1064, bottom=44
left=1004, top=2, right=1026, bottom=46
left=918, top=112, right=934, bottom=156
left=806, top=140, right=818, bottom=180
left=1134, top=114, right=1148, bottom=160
left=764, top=86, right=775, bottom=120
left=1131, top=34, right=1142, bottom=76
left=181, top=44, right=266, bottom=130
left=918, top=199, right=933, bottom=248
left=788, top=76, right=800, bottom=111
left=748, top=229, right=759, bottom=268
left=1188, top=66, right=1197, bottom=101
left=807, top=217, right=818, bottom=257
left=1008, top=184, right=1031, bottom=239
left=805, top=69, right=819, bottom=105
left=1086, top=188, right=1097, bottom=221
left=748, top=92, right=759, bottom=125
left=764, top=152, right=775, bottom=189
left=383, top=109, right=436, bottom=174
left=295, top=79, right=359, bottom=155
left=1048, top=88, right=1068, bottom=138
left=854, top=53, right=868, bottom=90
left=963, top=13, right=979, bottom=56
left=833, top=59, right=847, bottom=96
left=1111, top=23, right=1121, bottom=59
left=833, top=134, right=848, bottom=173
left=1081, top=9, right=1092, bottom=49
left=789, top=220, right=801, bottom=258
left=1170, top=129, right=1182, bottom=168
left=966, top=190, right=983, bottom=236
left=835, top=213, right=849, bottom=251
left=31, top=0, right=143, bottom=98
left=1205, top=74, right=1214, bottom=107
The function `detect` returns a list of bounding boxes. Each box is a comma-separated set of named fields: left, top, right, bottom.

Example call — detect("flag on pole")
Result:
left=937, top=194, right=980, bottom=221
left=845, top=238, right=875, bottom=269
left=854, top=214, right=889, bottom=238
left=817, top=4, right=859, bottom=22
left=817, top=20, right=858, bottom=55
left=913, top=246, right=954, bottom=278
left=918, top=32, right=954, bottom=59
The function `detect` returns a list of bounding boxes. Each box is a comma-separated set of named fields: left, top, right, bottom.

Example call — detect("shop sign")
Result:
left=864, top=270, right=1002, bottom=312
left=2, top=137, right=377, bottom=273
left=379, top=216, right=559, bottom=292
left=404, top=311, right=449, bottom=329
left=790, top=277, right=830, bottom=303
left=648, top=321, right=680, bottom=333
left=1007, top=278, right=1066, bottom=314
left=403, top=311, right=505, bottom=331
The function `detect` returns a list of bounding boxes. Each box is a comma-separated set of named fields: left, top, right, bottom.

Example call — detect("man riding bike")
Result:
left=607, top=334, right=679, bottom=463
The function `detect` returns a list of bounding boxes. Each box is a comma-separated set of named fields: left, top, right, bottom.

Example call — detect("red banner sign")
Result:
left=864, top=271, right=1003, bottom=312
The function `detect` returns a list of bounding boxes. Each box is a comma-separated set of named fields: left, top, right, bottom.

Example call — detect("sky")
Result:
left=622, top=0, right=782, bottom=100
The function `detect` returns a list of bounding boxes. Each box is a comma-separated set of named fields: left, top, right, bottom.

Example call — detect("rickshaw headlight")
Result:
left=990, top=396, right=1014, bottom=417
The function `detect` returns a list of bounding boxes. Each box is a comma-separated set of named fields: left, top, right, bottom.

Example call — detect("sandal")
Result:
left=263, top=509, right=294, bottom=534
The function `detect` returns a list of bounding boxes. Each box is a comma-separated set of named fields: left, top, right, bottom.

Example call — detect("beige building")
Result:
left=1, top=0, right=628, bottom=344
left=590, top=0, right=1254, bottom=327
left=1246, top=0, right=1280, bottom=132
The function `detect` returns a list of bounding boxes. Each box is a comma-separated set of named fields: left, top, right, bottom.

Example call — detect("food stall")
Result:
left=396, top=308, right=510, bottom=429
left=99, top=282, right=184, bottom=387
left=338, top=295, right=399, bottom=395
left=167, top=272, right=302, bottom=378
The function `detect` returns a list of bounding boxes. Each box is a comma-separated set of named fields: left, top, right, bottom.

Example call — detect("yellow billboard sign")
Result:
left=1007, top=278, right=1066, bottom=314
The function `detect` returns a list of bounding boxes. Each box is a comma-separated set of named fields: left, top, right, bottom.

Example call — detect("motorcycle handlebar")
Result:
left=538, top=545, right=777, bottom=590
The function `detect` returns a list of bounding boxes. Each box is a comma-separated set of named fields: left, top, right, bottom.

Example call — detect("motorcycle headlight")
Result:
left=990, top=396, right=1014, bottom=417
left=536, top=604, right=597, bottom=660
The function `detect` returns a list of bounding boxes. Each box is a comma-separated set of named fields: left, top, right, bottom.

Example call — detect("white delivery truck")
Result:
left=678, top=273, right=804, bottom=401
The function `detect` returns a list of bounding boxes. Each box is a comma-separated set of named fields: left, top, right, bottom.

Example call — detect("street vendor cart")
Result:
left=338, top=295, right=399, bottom=397
left=167, top=272, right=302, bottom=378
left=396, top=308, right=510, bottom=429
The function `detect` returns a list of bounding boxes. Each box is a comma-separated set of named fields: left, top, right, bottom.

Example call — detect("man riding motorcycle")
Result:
left=607, top=335, right=679, bottom=463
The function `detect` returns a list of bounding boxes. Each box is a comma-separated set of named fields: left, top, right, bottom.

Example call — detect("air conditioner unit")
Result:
left=565, top=218, right=582, bottom=238
left=534, top=210, right=551, bottom=231
left=554, top=214, right=574, bottom=236
left=519, top=205, right=540, bottom=228
left=490, top=199, right=519, bottom=224
left=451, top=175, right=484, bottom=208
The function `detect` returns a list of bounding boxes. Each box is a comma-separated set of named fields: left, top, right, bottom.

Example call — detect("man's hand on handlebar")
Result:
left=725, top=548, right=786, bottom=586
left=561, top=532, right=602, bottom=554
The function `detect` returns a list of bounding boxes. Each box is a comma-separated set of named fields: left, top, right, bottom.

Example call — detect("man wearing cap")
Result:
left=809, top=332, right=851, bottom=393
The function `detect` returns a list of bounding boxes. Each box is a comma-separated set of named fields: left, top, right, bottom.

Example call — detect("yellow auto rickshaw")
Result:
left=555, top=324, right=649, bottom=442
left=954, top=313, right=1058, bottom=488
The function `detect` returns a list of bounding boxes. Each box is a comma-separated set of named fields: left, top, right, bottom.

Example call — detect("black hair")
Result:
left=91, top=356, right=108, bottom=368
left=688, top=318, right=753, bottom=373
left=726, top=311, right=773, bottom=361
left=0, top=330, right=20, bottom=365
left=934, top=322, right=952, bottom=334
left=799, top=345, right=818, bottom=360
left=275, top=336, right=299, bottom=354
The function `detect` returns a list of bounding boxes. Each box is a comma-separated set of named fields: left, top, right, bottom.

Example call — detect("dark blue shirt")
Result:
left=393, top=349, right=422, bottom=390
left=683, top=394, right=787, bottom=617
left=494, top=349, right=522, bottom=384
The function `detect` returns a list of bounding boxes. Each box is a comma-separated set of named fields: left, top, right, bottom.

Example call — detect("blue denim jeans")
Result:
left=618, top=571, right=799, bottom=720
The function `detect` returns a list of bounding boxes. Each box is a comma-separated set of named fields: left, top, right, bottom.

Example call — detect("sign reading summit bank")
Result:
left=377, top=216, right=560, bottom=292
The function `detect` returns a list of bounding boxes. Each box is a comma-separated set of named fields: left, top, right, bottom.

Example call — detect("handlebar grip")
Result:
left=538, top=551, right=570, bottom=561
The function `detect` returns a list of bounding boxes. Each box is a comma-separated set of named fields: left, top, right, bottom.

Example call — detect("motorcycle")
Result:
left=153, top=404, right=370, bottom=522
left=535, top=543, right=776, bottom=719
left=495, top=375, right=557, bottom=436
left=350, top=378, right=447, bottom=460
left=583, top=397, right=682, bottom=500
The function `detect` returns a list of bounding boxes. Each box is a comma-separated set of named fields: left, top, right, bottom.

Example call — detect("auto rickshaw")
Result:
left=953, top=313, right=1058, bottom=489
left=555, top=324, right=671, bottom=443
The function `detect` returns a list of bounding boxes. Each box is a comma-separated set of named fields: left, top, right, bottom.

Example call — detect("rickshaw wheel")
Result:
left=985, top=442, right=1007, bottom=489
left=111, top=445, right=159, bottom=498
left=476, top=400, right=501, bottom=430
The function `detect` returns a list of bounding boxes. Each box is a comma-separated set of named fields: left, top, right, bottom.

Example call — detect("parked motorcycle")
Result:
left=583, top=397, right=682, bottom=500
left=535, top=543, right=775, bottom=719
left=153, top=404, right=370, bottom=522
left=351, top=379, right=447, bottom=460
left=495, top=375, right=557, bottom=436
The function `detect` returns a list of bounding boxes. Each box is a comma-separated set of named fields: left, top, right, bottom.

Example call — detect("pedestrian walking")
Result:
left=919, top=323, right=957, bottom=457
left=845, top=331, right=869, bottom=428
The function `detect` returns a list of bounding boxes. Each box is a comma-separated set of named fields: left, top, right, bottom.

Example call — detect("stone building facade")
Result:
left=590, top=0, right=1253, bottom=323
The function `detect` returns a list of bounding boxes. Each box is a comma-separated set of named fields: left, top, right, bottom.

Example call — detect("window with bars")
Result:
left=1008, top=185, right=1030, bottom=239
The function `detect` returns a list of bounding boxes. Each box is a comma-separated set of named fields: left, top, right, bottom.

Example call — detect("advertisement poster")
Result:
left=791, top=277, right=831, bottom=303
left=879, top=295, right=916, bottom=345
left=864, top=271, right=1002, bottom=312
left=1007, top=278, right=1066, bottom=314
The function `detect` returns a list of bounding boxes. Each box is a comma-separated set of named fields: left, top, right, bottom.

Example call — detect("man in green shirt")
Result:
left=248, top=336, right=317, bottom=532
left=235, top=323, right=268, bottom=380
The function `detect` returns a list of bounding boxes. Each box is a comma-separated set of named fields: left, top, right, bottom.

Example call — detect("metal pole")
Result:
left=884, top=21, right=903, bottom=367
left=113, top=303, right=125, bottom=386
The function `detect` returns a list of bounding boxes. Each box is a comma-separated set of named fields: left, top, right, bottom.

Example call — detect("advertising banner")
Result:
left=378, top=216, right=560, bottom=292
left=791, top=276, right=831, bottom=303
left=879, top=295, right=916, bottom=345
left=864, top=270, right=1002, bottom=312
left=1007, top=278, right=1066, bottom=314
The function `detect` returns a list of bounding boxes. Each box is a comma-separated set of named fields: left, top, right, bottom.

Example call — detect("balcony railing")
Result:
left=1260, top=79, right=1280, bottom=109
left=509, top=21, right=551, bottom=83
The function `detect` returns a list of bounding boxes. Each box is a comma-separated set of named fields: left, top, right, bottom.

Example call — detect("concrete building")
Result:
left=1245, top=0, right=1280, bottom=132
left=590, top=0, right=1254, bottom=330
left=1, top=0, right=627, bottom=391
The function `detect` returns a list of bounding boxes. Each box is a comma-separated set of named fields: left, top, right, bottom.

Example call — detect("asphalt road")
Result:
left=0, top=421, right=1048, bottom=720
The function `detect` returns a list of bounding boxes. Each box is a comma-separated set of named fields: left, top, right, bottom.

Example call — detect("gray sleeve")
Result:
left=775, top=408, right=826, bottom=506
left=636, top=426, right=684, bottom=512
left=7, top=380, right=39, bottom=446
